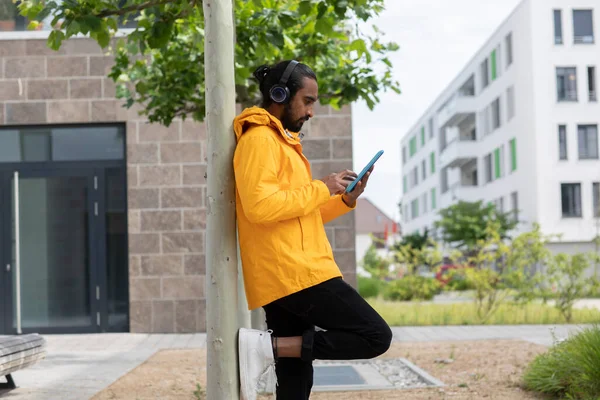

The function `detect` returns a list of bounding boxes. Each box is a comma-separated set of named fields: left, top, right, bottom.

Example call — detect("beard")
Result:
left=281, top=104, right=307, bottom=133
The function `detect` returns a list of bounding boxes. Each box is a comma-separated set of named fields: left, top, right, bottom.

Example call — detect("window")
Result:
left=421, top=126, right=426, bottom=146
left=588, top=66, right=597, bottom=102
left=411, top=199, right=419, bottom=219
left=509, top=138, right=517, bottom=172
left=403, top=176, right=408, bottom=194
left=558, top=125, right=568, bottom=160
left=428, top=118, right=434, bottom=139
left=479, top=109, right=490, bottom=137
left=484, top=153, right=493, bottom=183
left=492, top=97, right=501, bottom=130
left=0, top=125, right=125, bottom=162
left=505, top=33, right=513, bottom=67
left=412, top=166, right=419, bottom=187
left=554, top=9, right=563, bottom=44
left=511, top=191, right=519, bottom=222
left=556, top=67, right=578, bottom=102
left=561, top=183, right=582, bottom=217
left=441, top=167, right=449, bottom=193
left=409, top=136, right=417, bottom=156
left=573, top=10, right=594, bottom=44
left=495, top=197, right=504, bottom=213
left=421, top=159, right=427, bottom=180
left=404, top=204, right=410, bottom=222
left=422, top=192, right=428, bottom=214
left=402, top=146, right=407, bottom=164
left=593, top=182, right=600, bottom=218
left=430, top=152, right=436, bottom=174
left=431, top=188, right=437, bottom=210
left=578, top=124, right=599, bottom=159
left=506, top=86, right=515, bottom=121
left=481, top=58, right=489, bottom=89
left=490, top=49, right=498, bottom=81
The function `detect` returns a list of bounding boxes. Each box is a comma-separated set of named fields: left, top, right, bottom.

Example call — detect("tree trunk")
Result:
left=203, top=0, right=239, bottom=399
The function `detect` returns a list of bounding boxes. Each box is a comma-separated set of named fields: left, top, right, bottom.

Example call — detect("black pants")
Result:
left=263, top=277, right=392, bottom=399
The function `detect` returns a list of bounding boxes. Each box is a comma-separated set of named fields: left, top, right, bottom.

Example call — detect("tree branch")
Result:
left=96, top=0, right=175, bottom=18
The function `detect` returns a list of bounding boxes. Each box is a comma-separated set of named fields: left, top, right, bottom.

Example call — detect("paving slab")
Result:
left=0, top=325, right=591, bottom=399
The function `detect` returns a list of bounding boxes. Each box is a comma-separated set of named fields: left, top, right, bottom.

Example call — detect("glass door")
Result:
left=2, top=168, right=99, bottom=334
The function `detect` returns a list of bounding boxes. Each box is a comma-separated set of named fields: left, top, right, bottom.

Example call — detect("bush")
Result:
left=444, top=268, right=475, bottom=291
left=358, top=276, right=386, bottom=299
left=383, top=276, right=441, bottom=301
left=523, top=325, right=600, bottom=399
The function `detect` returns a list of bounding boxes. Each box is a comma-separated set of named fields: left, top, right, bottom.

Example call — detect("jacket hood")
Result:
left=233, top=106, right=300, bottom=144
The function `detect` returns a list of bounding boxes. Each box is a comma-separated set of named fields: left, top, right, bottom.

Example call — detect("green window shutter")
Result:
left=421, top=127, right=425, bottom=146
left=415, top=200, right=419, bottom=217
left=431, top=188, right=436, bottom=210
left=430, top=152, right=435, bottom=174
left=491, top=49, right=497, bottom=81
left=494, top=147, right=501, bottom=179
left=510, top=138, right=517, bottom=171
left=410, top=136, right=417, bottom=156
left=403, top=176, right=407, bottom=193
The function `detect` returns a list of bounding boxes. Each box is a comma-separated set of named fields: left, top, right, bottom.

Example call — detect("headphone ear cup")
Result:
left=270, top=85, right=289, bottom=104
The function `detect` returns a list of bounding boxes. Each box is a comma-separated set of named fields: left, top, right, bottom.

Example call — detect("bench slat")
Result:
left=0, top=358, right=46, bottom=377
left=0, top=352, right=46, bottom=375
left=0, top=340, right=46, bottom=357
left=0, top=347, right=46, bottom=367
left=0, top=335, right=45, bottom=352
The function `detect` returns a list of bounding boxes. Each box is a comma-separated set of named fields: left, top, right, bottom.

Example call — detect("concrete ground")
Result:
left=0, top=324, right=591, bottom=400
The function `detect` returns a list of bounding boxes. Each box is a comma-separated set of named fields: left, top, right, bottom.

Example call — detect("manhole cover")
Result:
left=314, top=365, right=365, bottom=386
left=312, top=358, right=444, bottom=392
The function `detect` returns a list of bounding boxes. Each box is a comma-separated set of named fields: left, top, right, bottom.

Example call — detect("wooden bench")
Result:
left=0, top=334, right=47, bottom=390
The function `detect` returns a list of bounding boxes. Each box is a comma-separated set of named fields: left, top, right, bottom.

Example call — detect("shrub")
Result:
left=383, top=276, right=441, bottom=301
left=444, top=268, right=475, bottom=291
left=358, top=276, right=386, bottom=299
left=523, top=325, right=600, bottom=399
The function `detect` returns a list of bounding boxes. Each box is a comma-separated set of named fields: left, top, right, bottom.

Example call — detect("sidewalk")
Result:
left=0, top=324, right=590, bottom=400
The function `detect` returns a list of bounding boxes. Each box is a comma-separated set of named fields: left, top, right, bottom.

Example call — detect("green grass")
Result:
left=523, top=325, right=600, bottom=399
left=369, top=299, right=600, bottom=326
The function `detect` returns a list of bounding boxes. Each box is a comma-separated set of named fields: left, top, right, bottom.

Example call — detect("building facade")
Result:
left=0, top=32, right=356, bottom=334
left=354, top=198, right=400, bottom=266
left=400, top=0, right=600, bottom=255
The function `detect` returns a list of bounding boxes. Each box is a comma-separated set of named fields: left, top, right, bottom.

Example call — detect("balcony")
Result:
left=439, top=138, right=478, bottom=168
left=437, top=94, right=477, bottom=128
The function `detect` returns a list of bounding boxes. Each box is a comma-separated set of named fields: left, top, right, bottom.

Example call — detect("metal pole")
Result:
left=13, top=172, right=21, bottom=335
left=203, top=0, right=240, bottom=399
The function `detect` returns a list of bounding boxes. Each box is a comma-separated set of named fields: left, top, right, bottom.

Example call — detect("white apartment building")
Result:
left=400, top=0, right=600, bottom=255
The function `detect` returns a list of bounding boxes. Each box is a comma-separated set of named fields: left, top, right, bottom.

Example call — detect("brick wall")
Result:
left=0, top=37, right=356, bottom=333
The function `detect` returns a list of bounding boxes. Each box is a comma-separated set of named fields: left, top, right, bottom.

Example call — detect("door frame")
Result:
left=0, top=160, right=126, bottom=334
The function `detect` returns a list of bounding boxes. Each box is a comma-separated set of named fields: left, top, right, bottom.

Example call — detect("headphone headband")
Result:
left=279, top=60, right=298, bottom=87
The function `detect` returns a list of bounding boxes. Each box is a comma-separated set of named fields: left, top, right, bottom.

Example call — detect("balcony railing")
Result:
left=590, top=90, right=597, bottom=102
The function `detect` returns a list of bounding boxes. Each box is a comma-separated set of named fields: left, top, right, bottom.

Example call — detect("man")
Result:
left=233, top=60, right=392, bottom=400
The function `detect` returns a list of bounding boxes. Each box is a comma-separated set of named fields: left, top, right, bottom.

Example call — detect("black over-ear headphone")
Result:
left=269, top=60, right=299, bottom=104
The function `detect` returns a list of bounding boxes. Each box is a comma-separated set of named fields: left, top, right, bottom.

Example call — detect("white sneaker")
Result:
left=239, top=328, right=277, bottom=400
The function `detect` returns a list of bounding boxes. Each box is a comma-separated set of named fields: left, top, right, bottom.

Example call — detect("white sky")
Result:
left=352, top=0, right=522, bottom=220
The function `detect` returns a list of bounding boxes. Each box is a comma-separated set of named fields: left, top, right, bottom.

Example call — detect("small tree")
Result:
left=547, top=252, right=600, bottom=322
left=461, top=222, right=551, bottom=323
left=435, top=201, right=518, bottom=253
left=360, top=244, right=392, bottom=280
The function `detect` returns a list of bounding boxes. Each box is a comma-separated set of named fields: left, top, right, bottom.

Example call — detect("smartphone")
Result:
left=345, top=150, right=384, bottom=193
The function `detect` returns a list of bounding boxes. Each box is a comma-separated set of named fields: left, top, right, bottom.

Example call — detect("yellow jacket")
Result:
left=233, top=107, right=354, bottom=310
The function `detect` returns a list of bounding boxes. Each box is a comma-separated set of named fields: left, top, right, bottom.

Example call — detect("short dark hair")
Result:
left=253, top=60, right=317, bottom=106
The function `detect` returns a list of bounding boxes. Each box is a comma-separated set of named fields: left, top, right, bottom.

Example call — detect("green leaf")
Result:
left=47, top=30, right=65, bottom=51
left=298, top=0, right=312, bottom=15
